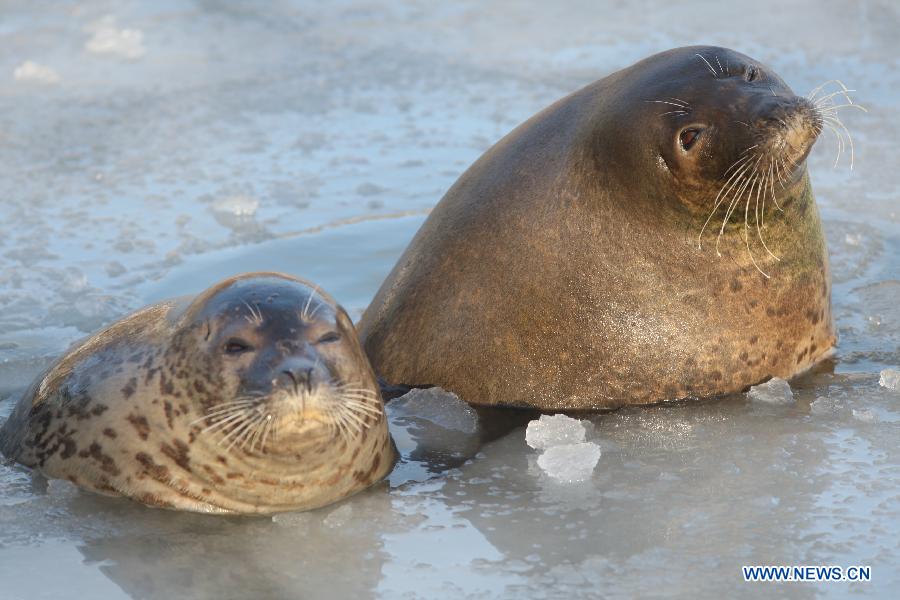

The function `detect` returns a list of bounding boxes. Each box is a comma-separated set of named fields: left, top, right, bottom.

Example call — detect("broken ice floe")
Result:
left=526, top=414, right=600, bottom=483
left=747, top=377, right=794, bottom=405
left=879, top=368, right=900, bottom=391
left=13, top=61, right=60, bottom=84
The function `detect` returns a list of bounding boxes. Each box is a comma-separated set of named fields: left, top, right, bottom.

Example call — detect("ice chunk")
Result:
left=747, top=378, right=794, bottom=405
left=525, top=414, right=586, bottom=450
left=13, top=61, right=60, bottom=84
left=852, top=408, right=877, bottom=423
left=386, top=387, right=482, bottom=485
left=85, top=16, right=146, bottom=60
left=212, top=195, right=259, bottom=218
left=389, top=387, right=479, bottom=435
left=536, top=443, right=601, bottom=483
left=810, top=397, right=838, bottom=416
left=879, top=368, right=900, bottom=391
left=322, top=504, right=353, bottom=528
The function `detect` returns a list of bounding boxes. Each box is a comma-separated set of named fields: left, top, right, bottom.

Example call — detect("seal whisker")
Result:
left=717, top=158, right=761, bottom=256
left=755, top=169, right=781, bottom=262
left=644, top=100, right=690, bottom=109
left=695, top=53, right=718, bottom=78
left=821, top=120, right=846, bottom=169
left=715, top=55, right=724, bottom=75
left=807, top=79, right=851, bottom=102
left=754, top=168, right=781, bottom=261
left=299, top=283, right=322, bottom=321
left=200, top=410, right=250, bottom=434
left=698, top=160, right=755, bottom=250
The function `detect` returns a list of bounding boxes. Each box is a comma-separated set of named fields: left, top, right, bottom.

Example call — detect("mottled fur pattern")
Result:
left=0, top=273, right=396, bottom=514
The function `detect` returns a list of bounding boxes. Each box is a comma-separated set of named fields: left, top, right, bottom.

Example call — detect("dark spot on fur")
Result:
left=103, top=428, right=118, bottom=439
left=127, top=414, right=150, bottom=440
left=739, top=351, right=749, bottom=362
left=135, top=452, right=170, bottom=483
left=766, top=307, right=776, bottom=317
left=164, top=401, right=175, bottom=429
left=121, top=377, right=138, bottom=399
left=749, top=336, right=758, bottom=345
left=730, top=279, right=742, bottom=293
left=91, top=404, right=108, bottom=416
left=710, top=370, right=723, bottom=382
left=201, top=465, right=225, bottom=485
left=160, top=439, right=191, bottom=472
left=60, top=438, right=77, bottom=459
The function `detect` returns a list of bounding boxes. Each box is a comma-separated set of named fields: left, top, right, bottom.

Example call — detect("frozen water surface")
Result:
left=1, top=1, right=899, bottom=597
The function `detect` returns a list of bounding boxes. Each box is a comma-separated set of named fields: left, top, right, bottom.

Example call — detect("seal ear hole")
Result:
left=679, top=128, right=702, bottom=151
left=223, top=338, right=254, bottom=355
left=315, top=332, right=341, bottom=344
left=746, top=65, right=759, bottom=82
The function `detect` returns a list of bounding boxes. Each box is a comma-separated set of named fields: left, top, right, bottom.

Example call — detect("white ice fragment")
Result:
left=525, top=414, right=586, bottom=450
left=536, top=442, right=601, bottom=483
left=852, top=408, right=877, bottom=423
left=322, top=504, right=353, bottom=528
left=212, top=195, right=259, bottom=218
left=879, top=368, right=900, bottom=391
left=810, top=397, right=838, bottom=416
left=389, top=387, right=478, bottom=434
left=271, top=511, right=310, bottom=526
left=13, top=61, right=60, bottom=84
left=85, top=16, right=146, bottom=60
left=748, top=377, right=794, bottom=405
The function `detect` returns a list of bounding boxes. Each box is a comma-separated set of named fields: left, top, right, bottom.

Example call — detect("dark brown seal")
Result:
left=0, top=273, right=396, bottom=514
left=359, top=45, right=835, bottom=410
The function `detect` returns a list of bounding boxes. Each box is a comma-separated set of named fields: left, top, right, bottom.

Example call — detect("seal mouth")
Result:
left=753, top=96, right=822, bottom=182
left=192, top=382, right=383, bottom=454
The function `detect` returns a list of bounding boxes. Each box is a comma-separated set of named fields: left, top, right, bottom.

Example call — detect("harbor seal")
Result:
left=0, top=273, right=396, bottom=514
left=359, top=45, right=838, bottom=410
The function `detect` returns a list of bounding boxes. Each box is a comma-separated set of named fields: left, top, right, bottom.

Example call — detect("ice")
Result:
left=13, top=61, right=60, bottom=84
left=212, top=195, right=260, bottom=218
left=852, top=408, right=877, bottom=423
left=536, top=443, right=602, bottom=483
left=85, top=16, right=145, bottom=60
left=386, top=387, right=481, bottom=485
left=388, top=387, right=479, bottom=434
left=747, top=377, right=794, bottom=405
left=322, top=503, right=353, bottom=528
left=810, top=396, right=839, bottom=416
left=879, top=368, right=900, bottom=390
left=525, top=414, right=587, bottom=450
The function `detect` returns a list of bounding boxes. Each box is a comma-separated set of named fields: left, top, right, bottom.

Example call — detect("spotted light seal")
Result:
left=0, top=272, right=396, bottom=514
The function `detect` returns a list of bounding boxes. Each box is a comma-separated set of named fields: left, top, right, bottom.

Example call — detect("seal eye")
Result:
left=746, top=66, right=759, bottom=82
left=316, top=332, right=341, bottom=344
left=223, top=339, right=253, bottom=355
left=679, top=128, right=702, bottom=151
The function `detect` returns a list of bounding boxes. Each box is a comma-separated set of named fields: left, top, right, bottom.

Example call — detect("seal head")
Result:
left=1, top=273, right=396, bottom=514
left=359, top=46, right=835, bottom=410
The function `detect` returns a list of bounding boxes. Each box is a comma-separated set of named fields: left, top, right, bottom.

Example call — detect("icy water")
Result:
left=1, top=1, right=899, bottom=598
